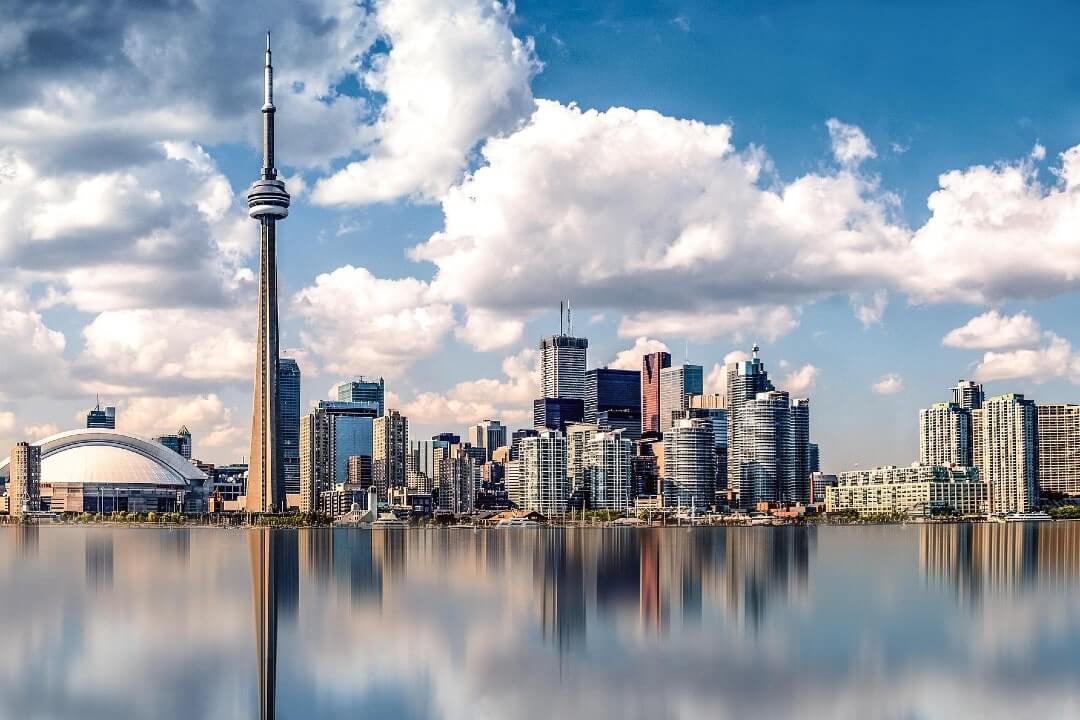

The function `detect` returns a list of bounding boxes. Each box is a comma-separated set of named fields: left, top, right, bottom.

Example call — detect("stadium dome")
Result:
left=0, top=429, right=206, bottom=487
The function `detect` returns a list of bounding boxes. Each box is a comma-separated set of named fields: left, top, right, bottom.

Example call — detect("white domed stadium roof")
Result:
left=0, top=429, right=206, bottom=487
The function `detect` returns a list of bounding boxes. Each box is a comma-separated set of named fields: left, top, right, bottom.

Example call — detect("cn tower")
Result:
left=245, top=32, right=290, bottom=513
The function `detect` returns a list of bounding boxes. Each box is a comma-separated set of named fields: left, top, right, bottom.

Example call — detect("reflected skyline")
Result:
left=1, top=524, right=1079, bottom=718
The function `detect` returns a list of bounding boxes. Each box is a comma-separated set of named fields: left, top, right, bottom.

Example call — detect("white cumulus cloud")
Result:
left=942, top=310, right=1042, bottom=349
left=826, top=118, right=877, bottom=166
left=872, top=373, right=904, bottom=395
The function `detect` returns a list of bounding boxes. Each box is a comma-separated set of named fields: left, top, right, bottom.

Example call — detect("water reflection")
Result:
left=1, top=524, right=1079, bottom=718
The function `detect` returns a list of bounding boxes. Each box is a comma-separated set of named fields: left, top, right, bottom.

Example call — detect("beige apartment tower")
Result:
left=1036, top=404, right=1080, bottom=496
left=8, top=442, right=42, bottom=517
left=973, top=393, right=1038, bottom=514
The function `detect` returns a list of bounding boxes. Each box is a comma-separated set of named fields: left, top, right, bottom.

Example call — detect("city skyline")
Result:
left=4, top=1, right=1080, bottom=474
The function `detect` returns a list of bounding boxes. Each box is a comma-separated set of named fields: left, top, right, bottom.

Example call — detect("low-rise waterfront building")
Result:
left=826, top=464, right=987, bottom=516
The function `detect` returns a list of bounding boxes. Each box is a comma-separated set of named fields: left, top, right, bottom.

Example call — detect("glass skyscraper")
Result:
left=278, top=358, right=301, bottom=496
left=334, top=377, right=385, bottom=416
left=584, top=368, right=641, bottom=423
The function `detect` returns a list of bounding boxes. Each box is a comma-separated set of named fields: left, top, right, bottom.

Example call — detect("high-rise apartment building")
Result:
left=505, top=459, right=524, bottom=508
left=86, top=401, right=116, bottom=429
left=807, top=443, right=820, bottom=474
left=468, top=419, right=507, bottom=461
left=539, top=335, right=589, bottom=400
left=919, top=402, right=973, bottom=467
left=298, top=401, right=379, bottom=512
left=565, top=423, right=598, bottom=496
left=951, top=380, right=985, bottom=411
left=641, top=351, right=672, bottom=435
left=520, top=430, right=568, bottom=516
left=658, top=363, right=704, bottom=432
left=788, top=398, right=811, bottom=504
left=679, top=398, right=729, bottom=492
left=735, top=390, right=790, bottom=508
left=596, top=408, right=642, bottom=442
left=373, top=410, right=408, bottom=501
left=726, top=345, right=775, bottom=493
left=435, top=445, right=475, bottom=513
left=973, top=393, right=1038, bottom=514
left=346, top=455, right=372, bottom=487
left=663, top=418, right=715, bottom=508
left=1036, top=404, right=1080, bottom=496
left=278, top=358, right=301, bottom=496
left=8, top=442, right=41, bottom=517
left=334, top=377, right=385, bottom=416
left=584, top=368, right=641, bottom=423
left=509, top=429, right=539, bottom=461
left=583, top=430, right=633, bottom=511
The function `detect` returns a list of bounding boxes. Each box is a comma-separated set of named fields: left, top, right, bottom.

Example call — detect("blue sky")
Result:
left=2, top=0, right=1080, bottom=470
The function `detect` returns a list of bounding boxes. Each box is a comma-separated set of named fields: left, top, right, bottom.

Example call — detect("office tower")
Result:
left=468, top=419, right=507, bottom=461
left=520, top=430, right=568, bottom=515
left=632, top=437, right=664, bottom=498
left=1037, top=404, right=1080, bottom=496
left=435, top=445, right=475, bottom=513
left=736, top=390, right=790, bottom=508
left=298, top=401, right=378, bottom=512
left=596, top=408, right=642, bottom=442
left=565, top=423, right=598, bottom=496
left=583, top=430, right=633, bottom=511
left=86, top=401, right=116, bottom=429
left=658, top=363, right=704, bottom=432
left=8, top=442, right=41, bottom=516
left=788, top=398, right=811, bottom=504
left=585, top=368, right=641, bottom=423
left=346, top=455, right=372, bottom=487
left=951, top=380, right=985, bottom=411
left=154, top=426, right=192, bottom=460
left=680, top=399, right=729, bottom=493
left=540, top=330, right=589, bottom=401
left=641, top=351, right=672, bottom=435
left=726, top=345, right=775, bottom=493
left=246, top=35, right=291, bottom=514
left=372, top=410, right=408, bottom=501
left=278, top=358, right=301, bottom=496
left=807, top=443, right=820, bottom=474
left=533, top=397, right=584, bottom=431
left=334, top=377, right=386, bottom=416
left=919, top=402, right=973, bottom=467
left=432, top=432, right=461, bottom=444
left=663, top=418, right=715, bottom=508
left=974, top=393, right=1038, bottom=514
left=408, top=439, right=450, bottom=494
left=510, top=428, right=539, bottom=460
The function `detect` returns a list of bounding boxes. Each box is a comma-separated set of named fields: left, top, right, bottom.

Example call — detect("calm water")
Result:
left=1, top=523, right=1078, bottom=719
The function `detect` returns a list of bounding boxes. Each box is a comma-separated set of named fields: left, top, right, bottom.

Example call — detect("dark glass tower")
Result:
left=278, top=358, right=301, bottom=497
left=246, top=33, right=291, bottom=513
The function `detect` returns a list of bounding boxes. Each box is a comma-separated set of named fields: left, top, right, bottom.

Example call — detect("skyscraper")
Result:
left=726, top=345, right=775, bottom=493
left=788, top=398, right=811, bottom=504
left=435, top=445, right=475, bottom=513
left=1037, top=404, right=1080, bottom=496
left=736, top=390, right=790, bottom=508
left=335, top=377, right=385, bottom=416
left=298, top=401, right=378, bottom=513
left=663, top=418, right=715, bottom=508
left=278, top=358, right=301, bottom=497
left=468, top=419, right=507, bottom=460
left=583, top=429, right=633, bottom=511
left=86, top=401, right=116, bottom=429
left=584, top=368, right=641, bottom=423
left=520, top=430, right=568, bottom=515
left=641, top=351, right=672, bottom=435
left=974, top=393, right=1038, bottom=514
left=540, top=325, right=588, bottom=401
left=373, top=410, right=409, bottom=501
left=8, top=442, right=41, bottom=517
left=658, top=363, right=703, bottom=432
left=565, top=423, right=598, bottom=497
left=246, top=34, right=291, bottom=514
left=407, top=439, right=450, bottom=494
left=533, top=397, right=584, bottom=431
left=951, top=380, right=985, bottom=411
left=155, top=426, right=192, bottom=460
left=919, top=402, right=973, bottom=467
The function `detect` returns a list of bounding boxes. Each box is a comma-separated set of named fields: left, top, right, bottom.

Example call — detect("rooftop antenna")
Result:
left=559, top=300, right=564, bottom=335
left=567, top=300, right=573, bottom=336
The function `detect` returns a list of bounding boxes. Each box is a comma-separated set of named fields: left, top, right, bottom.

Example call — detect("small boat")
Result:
left=1002, top=511, right=1052, bottom=523
left=497, top=517, right=540, bottom=528
left=748, top=514, right=773, bottom=526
